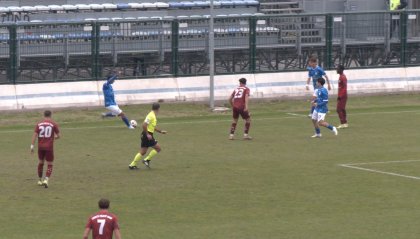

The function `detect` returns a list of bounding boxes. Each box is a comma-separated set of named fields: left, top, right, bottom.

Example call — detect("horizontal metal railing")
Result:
left=1, top=10, right=419, bottom=84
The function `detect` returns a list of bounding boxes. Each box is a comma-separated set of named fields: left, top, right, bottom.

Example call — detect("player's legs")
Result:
left=117, top=112, right=131, bottom=128
left=229, top=108, right=240, bottom=140
left=311, top=111, right=321, bottom=137
left=37, top=150, right=46, bottom=185
left=42, top=151, right=54, bottom=188
left=336, top=97, right=348, bottom=127
left=106, top=105, right=131, bottom=128
left=129, top=147, right=148, bottom=169
left=241, top=111, right=252, bottom=140
left=319, top=118, right=338, bottom=136
left=143, top=144, right=161, bottom=168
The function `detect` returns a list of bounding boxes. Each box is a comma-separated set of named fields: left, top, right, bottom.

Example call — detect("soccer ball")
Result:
left=130, top=120, right=138, bottom=128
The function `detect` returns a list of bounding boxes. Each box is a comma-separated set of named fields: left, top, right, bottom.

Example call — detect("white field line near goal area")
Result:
left=1, top=108, right=420, bottom=134
left=339, top=160, right=420, bottom=181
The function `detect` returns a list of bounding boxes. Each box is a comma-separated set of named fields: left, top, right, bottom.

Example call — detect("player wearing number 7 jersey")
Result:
left=229, top=78, right=252, bottom=140
left=30, top=110, right=60, bottom=188
left=83, top=198, right=121, bottom=239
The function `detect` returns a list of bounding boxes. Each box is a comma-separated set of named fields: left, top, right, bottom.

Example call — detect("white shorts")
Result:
left=106, top=105, right=122, bottom=116
left=311, top=110, right=326, bottom=122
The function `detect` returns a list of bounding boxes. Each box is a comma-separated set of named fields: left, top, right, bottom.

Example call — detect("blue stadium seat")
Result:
left=116, top=3, right=131, bottom=10
left=180, top=1, right=195, bottom=8
left=195, top=1, right=210, bottom=7
left=220, top=1, right=234, bottom=7
left=168, top=2, right=183, bottom=8
left=232, top=0, right=247, bottom=6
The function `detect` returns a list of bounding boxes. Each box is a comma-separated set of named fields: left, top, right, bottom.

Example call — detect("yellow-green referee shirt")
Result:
left=144, top=111, right=157, bottom=133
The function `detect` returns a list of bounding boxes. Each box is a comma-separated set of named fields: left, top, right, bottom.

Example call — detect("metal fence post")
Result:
left=325, top=14, right=333, bottom=70
left=249, top=16, right=257, bottom=73
left=171, top=20, right=179, bottom=76
left=8, top=25, right=17, bottom=84
left=400, top=11, right=408, bottom=66
left=91, top=22, right=100, bottom=80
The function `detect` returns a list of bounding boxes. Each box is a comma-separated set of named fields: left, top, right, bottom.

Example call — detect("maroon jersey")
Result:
left=231, top=86, right=250, bottom=109
left=85, top=210, right=119, bottom=239
left=34, top=119, right=59, bottom=151
left=338, top=73, right=348, bottom=98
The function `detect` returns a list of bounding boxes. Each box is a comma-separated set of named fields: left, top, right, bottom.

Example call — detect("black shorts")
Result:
left=141, top=132, right=158, bottom=148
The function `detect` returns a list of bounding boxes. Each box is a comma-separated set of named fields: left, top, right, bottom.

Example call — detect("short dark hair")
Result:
left=239, top=78, right=247, bottom=84
left=98, top=198, right=110, bottom=209
left=317, top=77, right=326, bottom=86
left=308, top=57, right=317, bottom=63
left=44, top=110, right=52, bottom=117
left=152, top=102, right=160, bottom=110
left=337, top=64, right=345, bottom=71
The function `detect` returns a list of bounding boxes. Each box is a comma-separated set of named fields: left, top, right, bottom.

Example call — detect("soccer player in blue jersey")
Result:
left=101, top=72, right=134, bottom=129
left=306, top=57, right=331, bottom=117
left=311, top=78, right=338, bottom=138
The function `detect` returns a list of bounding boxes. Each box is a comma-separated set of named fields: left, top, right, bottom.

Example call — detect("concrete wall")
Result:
left=1, top=66, right=420, bottom=110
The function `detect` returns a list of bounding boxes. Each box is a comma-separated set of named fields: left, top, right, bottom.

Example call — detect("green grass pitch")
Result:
left=1, top=94, right=420, bottom=239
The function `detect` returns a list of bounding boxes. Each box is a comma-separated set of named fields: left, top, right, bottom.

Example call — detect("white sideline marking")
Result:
left=339, top=160, right=420, bottom=181
left=286, top=113, right=307, bottom=117
left=1, top=108, right=420, bottom=134
left=0, top=115, right=301, bottom=134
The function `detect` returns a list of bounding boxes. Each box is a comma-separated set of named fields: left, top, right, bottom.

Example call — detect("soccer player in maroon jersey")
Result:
left=229, top=78, right=252, bottom=140
left=336, top=65, right=348, bottom=129
left=83, top=198, right=121, bottom=239
left=30, top=110, right=60, bottom=188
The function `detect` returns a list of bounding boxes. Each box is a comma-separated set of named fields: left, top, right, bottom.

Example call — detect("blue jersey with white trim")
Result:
left=307, top=66, right=326, bottom=88
left=315, top=87, right=329, bottom=113
left=103, top=82, right=116, bottom=107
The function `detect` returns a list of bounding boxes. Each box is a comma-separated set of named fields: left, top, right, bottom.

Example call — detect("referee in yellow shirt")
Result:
left=129, top=103, right=167, bottom=169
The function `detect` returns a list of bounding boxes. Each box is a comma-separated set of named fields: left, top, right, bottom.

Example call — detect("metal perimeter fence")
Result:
left=0, top=9, right=419, bottom=84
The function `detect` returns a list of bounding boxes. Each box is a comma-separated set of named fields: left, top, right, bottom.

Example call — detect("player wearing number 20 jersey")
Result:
left=31, top=110, right=60, bottom=188
left=84, top=198, right=121, bottom=239
left=229, top=78, right=252, bottom=140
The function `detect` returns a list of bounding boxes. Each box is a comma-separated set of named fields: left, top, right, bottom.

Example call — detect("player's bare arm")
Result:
left=306, top=77, right=311, bottom=90
left=244, top=94, right=249, bottom=112
left=155, top=127, right=167, bottom=134
left=114, top=228, right=122, bottom=239
left=325, top=75, right=331, bottom=90
left=229, top=94, right=234, bottom=107
left=82, top=228, right=90, bottom=239
left=30, top=132, right=38, bottom=154
left=142, top=122, right=153, bottom=140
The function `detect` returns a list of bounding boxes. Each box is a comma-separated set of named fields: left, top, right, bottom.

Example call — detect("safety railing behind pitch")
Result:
left=1, top=10, right=419, bottom=84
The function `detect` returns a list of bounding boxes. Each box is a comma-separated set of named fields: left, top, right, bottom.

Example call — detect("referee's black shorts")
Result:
left=141, top=132, right=158, bottom=148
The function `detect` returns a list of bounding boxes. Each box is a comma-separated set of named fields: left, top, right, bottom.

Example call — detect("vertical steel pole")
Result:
left=209, top=0, right=215, bottom=109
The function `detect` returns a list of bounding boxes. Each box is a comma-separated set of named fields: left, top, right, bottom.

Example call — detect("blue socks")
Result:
left=315, top=128, right=321, bottom=134
left=122, top=115, right=130, bottom=127
left=326, top=125, right=333, bottom=130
